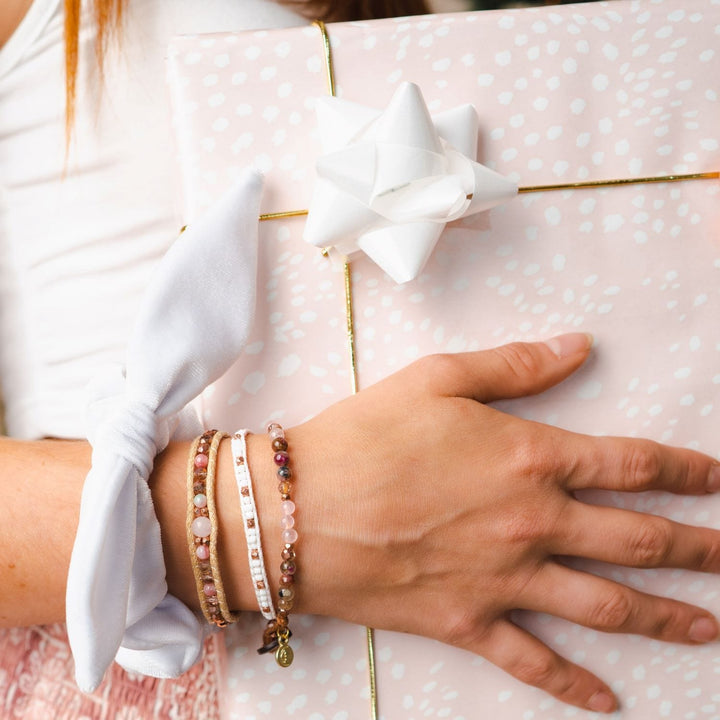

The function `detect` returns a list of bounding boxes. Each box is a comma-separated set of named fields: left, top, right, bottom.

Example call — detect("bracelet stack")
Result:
left=187, top=429, right=240, bottom=628
left=186, top=423, right=300, bottom=669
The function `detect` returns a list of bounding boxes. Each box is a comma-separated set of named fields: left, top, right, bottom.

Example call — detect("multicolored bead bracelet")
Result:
left=187, top=429, right=240, bottom=628
left=257, top=422, right=298, bottom=667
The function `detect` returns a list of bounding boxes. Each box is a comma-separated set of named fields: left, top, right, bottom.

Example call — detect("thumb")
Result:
left=434, top=332, right=594, bottom=403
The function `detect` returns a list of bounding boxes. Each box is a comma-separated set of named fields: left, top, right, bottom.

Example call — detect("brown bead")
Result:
left=278, top=481, right=292, bottom=496
left=272, top=437, right=288, bottom=452
left=278, top=586, right=295, bottom=601
left=280, top=573, right=294, bottom=586
left=262, top=622, right=277, bottom=645
left=281, top=547, right=295, bottom=561
left=193, top=467, right=207, bottom=478
left=278, top=598, right=294, bottom=611
left=280, top=560, right=296, bottom=575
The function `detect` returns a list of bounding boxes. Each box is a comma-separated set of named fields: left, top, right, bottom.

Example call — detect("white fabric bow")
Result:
left=66, top=169, right=263, bottom=692
left=303, top=82, right=518, bottom=284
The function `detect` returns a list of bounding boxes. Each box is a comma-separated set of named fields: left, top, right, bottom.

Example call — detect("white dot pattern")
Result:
left=168, top=0, right=720, bottom=717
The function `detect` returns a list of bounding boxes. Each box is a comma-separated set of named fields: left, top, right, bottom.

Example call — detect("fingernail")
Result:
left=689, top=617, right=719, bottom=642
left=708, top=464, right=720, bottom=492
left=544, top=332, right=594, bottom=359
left=587, top=690, right=616, bottom=713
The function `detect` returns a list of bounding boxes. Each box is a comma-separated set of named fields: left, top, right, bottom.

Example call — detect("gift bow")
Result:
left=66, top=170, right=263, bottom=692
left=303, top=81, right=518, bottom=284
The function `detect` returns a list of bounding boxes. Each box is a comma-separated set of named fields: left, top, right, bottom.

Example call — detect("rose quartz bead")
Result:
left=195, top=544, right=210, bottom=560
left=269, top=427, right=285, bottom=441
left=280, top=500, right=295, bottom=515
left=282, top=528, right=298, bottom=544
left=194, top=453, right=209, bottom=469
left=203, top=582, right=217, bottom=597
left=192, top=516, right=212, bottom=538
left=280, top=514, right=295, bottom=530
left=193, top=493, right=207, bottom=508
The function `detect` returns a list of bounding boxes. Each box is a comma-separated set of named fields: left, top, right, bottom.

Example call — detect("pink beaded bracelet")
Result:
left=187, top=430, right=240, bottom=628
left=257, top=423, right=298, bottom=667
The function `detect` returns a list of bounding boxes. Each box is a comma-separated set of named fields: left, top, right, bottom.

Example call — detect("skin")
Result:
left=0, top=0, right=33, bottom=48
left=2, top=334, right=720, bottom=715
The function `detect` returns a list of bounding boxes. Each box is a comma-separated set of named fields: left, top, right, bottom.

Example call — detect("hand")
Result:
left=288, top=333, right=720, bottom=713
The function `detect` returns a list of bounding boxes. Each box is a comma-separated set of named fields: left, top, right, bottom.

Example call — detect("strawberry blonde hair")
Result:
left=62, top=0, right=428, bottom=137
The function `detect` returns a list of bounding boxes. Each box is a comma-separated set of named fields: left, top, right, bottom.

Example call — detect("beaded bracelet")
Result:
left=231, top=429, right=276, bottom=620
left=257, top=422, right=298, bottom=667
left=187, top=429, right=240, bottom=627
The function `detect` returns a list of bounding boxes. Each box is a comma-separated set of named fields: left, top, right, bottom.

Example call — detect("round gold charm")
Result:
left=275, top=643, right=294, bottom=668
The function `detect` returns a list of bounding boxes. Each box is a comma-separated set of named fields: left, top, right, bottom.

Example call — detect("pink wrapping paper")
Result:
left=167, top=1, right=720, bottom=717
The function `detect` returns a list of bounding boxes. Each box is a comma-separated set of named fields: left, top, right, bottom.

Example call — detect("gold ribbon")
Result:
left=258, top=18, right=720, bottom=720
left=260, top=168, right=720, bottom=221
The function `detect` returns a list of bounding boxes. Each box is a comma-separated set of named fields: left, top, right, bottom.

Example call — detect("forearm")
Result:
left=0, top=434, right=282, bottom=626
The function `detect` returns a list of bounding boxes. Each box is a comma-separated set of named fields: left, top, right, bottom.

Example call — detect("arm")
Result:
left=3, top=335, right=720, bottom=713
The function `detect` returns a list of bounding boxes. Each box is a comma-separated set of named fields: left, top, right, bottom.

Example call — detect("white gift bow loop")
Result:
left=67, top=169, right=264, bottom=693
left=304, top=82, right=518, bottom=284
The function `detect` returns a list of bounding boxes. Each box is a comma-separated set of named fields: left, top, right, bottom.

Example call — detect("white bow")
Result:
left=66, top=169, right=263, bottom=692
left=303, top=82, right=518, bottom=283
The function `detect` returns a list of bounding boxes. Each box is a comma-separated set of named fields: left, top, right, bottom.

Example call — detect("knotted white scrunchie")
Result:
left=66, top=169, right=264, bottom=692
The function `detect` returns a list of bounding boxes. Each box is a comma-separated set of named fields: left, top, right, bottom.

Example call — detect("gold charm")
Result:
left=275, top=642, right=294, bottom=667
left=275, top=628, right=294, bottom=667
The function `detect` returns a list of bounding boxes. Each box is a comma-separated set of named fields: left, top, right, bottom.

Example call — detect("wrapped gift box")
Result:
left=167, top=1, right=720, bottom=717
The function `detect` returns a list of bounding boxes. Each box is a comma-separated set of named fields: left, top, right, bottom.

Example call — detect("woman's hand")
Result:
left=286, top=333, right=720, bottom=714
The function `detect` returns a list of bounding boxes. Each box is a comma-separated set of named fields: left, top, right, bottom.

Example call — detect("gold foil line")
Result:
left=366, top=626, right=378, bottom=720
left=343, top=259, right=359, bottom=395
left=518, top=171, right=720, bottom=193
left=312, top=20, right=336, bottom=97
left=259, top=210, right=309, bottom=221
left=256, top=171, right=720, bottom=222
left=313, top=18, right=377, bottom=720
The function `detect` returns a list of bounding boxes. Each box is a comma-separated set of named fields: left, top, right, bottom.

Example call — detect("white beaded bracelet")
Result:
left=231, top=430, right=276, bottom=620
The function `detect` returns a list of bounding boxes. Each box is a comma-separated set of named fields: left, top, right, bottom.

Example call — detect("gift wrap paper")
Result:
left=167, top=0, right=720, bottom=717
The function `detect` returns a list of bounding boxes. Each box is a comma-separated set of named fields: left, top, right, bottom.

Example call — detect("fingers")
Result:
left=469, top=618, right=617, bottom=713
left=524, top=563, right=719, bottom=646
left=555, top=502, right=720, bottom=572
left=562, top=434, right=720, bottom=495
left=414, top=332, right=593, bottom=403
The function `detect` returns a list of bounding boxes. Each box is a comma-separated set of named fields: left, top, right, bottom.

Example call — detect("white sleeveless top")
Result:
left=0, top=0, right=303, bottom=438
